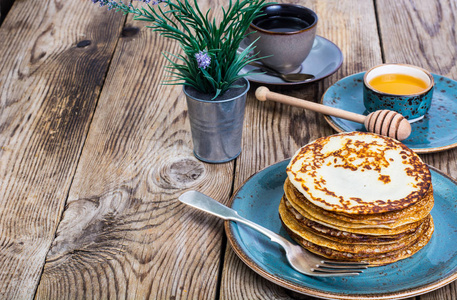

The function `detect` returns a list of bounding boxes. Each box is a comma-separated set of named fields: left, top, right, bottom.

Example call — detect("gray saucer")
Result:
left=238, top=35, right=343, bottom=85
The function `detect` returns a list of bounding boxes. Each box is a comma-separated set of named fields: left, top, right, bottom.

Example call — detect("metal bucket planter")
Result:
left=184, top=78, right=250, bottom=163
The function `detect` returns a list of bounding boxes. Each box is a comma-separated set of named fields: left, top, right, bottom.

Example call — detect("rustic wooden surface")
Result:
left=0, top=0, right=456, bottom=299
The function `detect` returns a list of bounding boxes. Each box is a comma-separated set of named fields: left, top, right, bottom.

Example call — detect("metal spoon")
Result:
left=249, top=61, right=315, bottom=83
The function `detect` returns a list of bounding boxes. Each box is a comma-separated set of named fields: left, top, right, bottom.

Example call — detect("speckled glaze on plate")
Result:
left=321, top=72, right=457, bottom=153
left=225, top=159, right=457, bottom=300
left=238, top=36, right=343, bottom=85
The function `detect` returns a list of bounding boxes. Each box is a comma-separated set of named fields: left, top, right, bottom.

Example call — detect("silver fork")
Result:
left=179, top=191, right=368, bottom=277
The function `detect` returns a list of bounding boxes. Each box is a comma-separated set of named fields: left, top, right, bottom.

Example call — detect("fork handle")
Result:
left=179, top=191, right=289, bottom=247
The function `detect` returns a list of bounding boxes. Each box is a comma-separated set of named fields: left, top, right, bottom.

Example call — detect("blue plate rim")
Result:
left=320, top=72, right=457, bottom=154
left=225, top=159, right=457, bottom=300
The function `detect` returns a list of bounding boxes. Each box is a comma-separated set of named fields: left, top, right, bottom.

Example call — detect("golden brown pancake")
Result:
left=279, top=132, right=434, bottom=266
left=283, top=197, right=422, bottom=245
left=287, top=132, right=431, bottom=214
left=282, top=217, right=434, bottom=266
left=279, top=197, right=434, bottom=265
left=284, top=178, right=434, bottom=232
left=280, top=198, right=430, bottom=252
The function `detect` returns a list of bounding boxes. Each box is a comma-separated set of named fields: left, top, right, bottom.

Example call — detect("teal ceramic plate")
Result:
left=321, top=72, right=457, bottom=153
left=238, top=36, right=343, bottom=85
left=225, top=159, right=457, bottom=300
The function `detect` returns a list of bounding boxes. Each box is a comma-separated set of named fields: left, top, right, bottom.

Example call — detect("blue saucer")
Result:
left=225, top=159, right=457, bottom=299
left=321, top=72, right=457, bottom=153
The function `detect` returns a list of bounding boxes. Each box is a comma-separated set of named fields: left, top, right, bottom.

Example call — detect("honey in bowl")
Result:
left=369, top=73, right=429, bottom=95
left=363, top=64, right=434, bottom=120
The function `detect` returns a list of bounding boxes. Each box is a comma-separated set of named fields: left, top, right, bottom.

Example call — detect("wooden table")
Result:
left=1, top=0, right=456, bottom=299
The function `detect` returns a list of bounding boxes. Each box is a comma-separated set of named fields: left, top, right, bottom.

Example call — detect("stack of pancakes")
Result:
left=279, top=132, right=434, bottom=266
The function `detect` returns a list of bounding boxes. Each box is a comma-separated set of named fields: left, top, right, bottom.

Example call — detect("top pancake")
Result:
left=287, top=132, right=431, bottom=214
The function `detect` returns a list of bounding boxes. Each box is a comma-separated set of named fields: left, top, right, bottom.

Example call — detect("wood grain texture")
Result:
left=376, top=1, right=457, bottom=299
left=420, top=281, right=457, bottom=300
left=35, top=0, right=235, bottom=299
left=376, top=0, right=457, bottom=179
left=1, top=0, right=456, bottom=299
left=0, top=0, right=125, bottom=298
left=221, top=0, right=384, bottom=299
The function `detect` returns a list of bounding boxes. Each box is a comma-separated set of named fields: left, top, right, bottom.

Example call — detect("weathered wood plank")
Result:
left=0, top=0, right=125, bottom=298
left=420, top=282, right=457, bottom=300
left=35, top=1, right=235, bottom=299
left=221, top=0, right=386, bottom=298
left=376, top=2, right=457, bottom=300
left=376, top=0, right=457, bottom=177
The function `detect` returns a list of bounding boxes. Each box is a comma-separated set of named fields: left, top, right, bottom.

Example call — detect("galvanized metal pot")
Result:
left=184, top=78, right=249, bottom=163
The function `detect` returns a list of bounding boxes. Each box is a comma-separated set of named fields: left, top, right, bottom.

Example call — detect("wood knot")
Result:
left=121, top=26, right=140, bottom=37
left=76, top=40, right=91, bottom=48
left=47, top=190, right=130, bottom=258
left=153, top=157, right=205, bottom=189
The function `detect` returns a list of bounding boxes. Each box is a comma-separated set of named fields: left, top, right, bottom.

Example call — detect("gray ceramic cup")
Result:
left=248, top=4, right=318, bottom=74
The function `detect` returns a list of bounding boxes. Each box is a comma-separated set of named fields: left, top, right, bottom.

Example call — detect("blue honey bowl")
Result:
left=363, top=64, right=434, bottom=122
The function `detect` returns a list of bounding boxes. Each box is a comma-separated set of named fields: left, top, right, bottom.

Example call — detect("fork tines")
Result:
left=312, top=261, right=369, bottom=276
left=320, top=260, right=370, bottom=268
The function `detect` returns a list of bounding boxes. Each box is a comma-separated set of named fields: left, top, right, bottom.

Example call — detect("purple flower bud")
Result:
left=95, top=0, right=109, bottom=6
left=195, top=51, right=211, bottom=69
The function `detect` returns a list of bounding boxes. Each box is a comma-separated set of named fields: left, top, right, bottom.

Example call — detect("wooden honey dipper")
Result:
left=255, top=86, right=412, bottom=141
